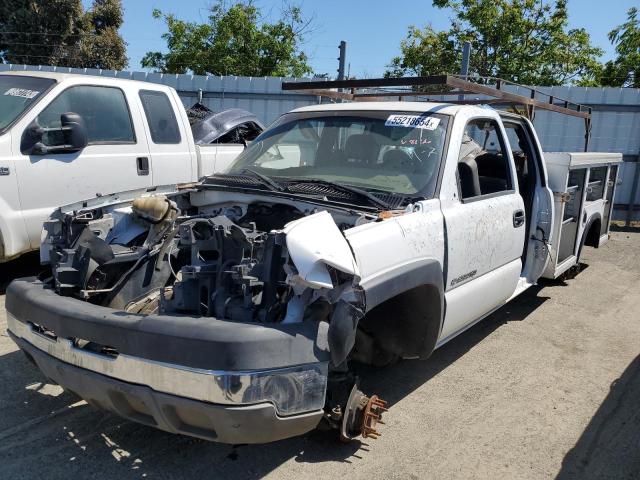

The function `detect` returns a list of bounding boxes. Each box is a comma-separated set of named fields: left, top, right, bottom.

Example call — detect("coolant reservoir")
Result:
left=132, top=196, right=171, bottom=223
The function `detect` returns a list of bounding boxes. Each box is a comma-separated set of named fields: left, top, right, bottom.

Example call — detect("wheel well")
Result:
left=584, top=218, right=602, bottom=248
left=357, top=284, right=442, bottom=360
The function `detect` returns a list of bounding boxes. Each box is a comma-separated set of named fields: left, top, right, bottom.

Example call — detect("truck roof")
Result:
left=291, top=101, right=471, bottom=116
left=0, top=70, right=74, bottom=81
left=0, top=70, right=171, bottom=91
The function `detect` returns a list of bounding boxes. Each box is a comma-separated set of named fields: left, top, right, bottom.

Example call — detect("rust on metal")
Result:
left=281, top=75, right=591, bottom=120
left=361, top=395, right=388, bottom=439
left=282, top=74, right=593, bottom=151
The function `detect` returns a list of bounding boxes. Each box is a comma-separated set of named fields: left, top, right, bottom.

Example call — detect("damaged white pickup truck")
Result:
left=5, top=76, right=622, bottom=444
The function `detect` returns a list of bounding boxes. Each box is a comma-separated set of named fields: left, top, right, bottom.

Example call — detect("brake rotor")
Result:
left=340, top=382, right=388, bottom=441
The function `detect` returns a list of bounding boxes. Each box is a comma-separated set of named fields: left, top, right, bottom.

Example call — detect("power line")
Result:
left=0, top=31, right=99, bottom=38
left=0, top=41, right=83, bottom=48
left=0, top=53, right=85, bottom=60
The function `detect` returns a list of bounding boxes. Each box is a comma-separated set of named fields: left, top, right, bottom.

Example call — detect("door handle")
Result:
left=513, top=209, right=525, bottom=228
left=136, top=156, right=149, bottom=176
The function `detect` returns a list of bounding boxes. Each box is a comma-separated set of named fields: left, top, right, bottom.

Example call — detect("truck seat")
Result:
left=458, top=157, right=481, bottom=198
left=382, top=148, right=413, bottom=170
left=475, top=153, right=509, bottom=194
left=344, top=133, right=379, bottom=166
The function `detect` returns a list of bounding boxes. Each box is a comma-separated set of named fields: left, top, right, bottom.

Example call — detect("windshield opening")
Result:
left=226, top=110, right=450, bottom=196
left=0, top=75, right=56, bottom=132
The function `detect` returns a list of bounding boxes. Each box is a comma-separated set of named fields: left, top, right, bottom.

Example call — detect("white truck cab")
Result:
left=0, top=72, right=261, bottom=262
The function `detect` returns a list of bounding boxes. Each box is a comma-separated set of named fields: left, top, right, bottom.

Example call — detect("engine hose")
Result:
left=154, top=224, right=182, bottom=271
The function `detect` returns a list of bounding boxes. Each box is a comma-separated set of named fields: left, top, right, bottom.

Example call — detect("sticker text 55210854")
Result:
left=385, top=114, right=441, bottom=130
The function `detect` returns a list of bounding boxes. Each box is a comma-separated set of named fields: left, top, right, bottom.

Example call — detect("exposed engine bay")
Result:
left=44, top=191, right=368, bottom=321
left=40, top=186, right=391, bottom=439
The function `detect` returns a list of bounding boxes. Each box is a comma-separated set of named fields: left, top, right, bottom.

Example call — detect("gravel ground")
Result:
left=0, top=230, right=638, bottom=480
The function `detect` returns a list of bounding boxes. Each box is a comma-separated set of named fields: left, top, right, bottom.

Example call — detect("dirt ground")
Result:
left=1, top=230, right=639, bottom=480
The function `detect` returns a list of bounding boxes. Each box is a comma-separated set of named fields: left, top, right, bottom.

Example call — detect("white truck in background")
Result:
left=0, top=71, right=263, bottom=262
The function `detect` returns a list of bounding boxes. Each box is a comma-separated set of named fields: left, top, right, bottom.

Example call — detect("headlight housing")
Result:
left=236, top=362, right=328, bottom=416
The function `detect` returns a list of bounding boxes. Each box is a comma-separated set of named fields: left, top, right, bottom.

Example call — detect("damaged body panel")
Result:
left=189, top=106, right=264, bottom=145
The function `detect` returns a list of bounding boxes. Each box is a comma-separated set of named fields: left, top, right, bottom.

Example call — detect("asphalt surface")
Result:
left=1, top=230, right=639, bottom=480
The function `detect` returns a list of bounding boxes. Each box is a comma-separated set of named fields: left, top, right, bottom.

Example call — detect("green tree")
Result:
left=141, top=1, right=313, bottom=77
left=75, top=0, right=128, bottom=70
left=0, top=0, right=127, bottom=69
left=386, top=0, right=603, bottom=86
left=599, top=7, right=639, bottom=87
left=0, top=0, right=84, bottom=66
left=385, top=26, right=457, bottom=78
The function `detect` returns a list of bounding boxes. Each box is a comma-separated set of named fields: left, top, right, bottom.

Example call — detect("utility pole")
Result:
left=337, top=41, right=347, bottom=80
left=458, top=41, right=471, bottom=101
left=460, top=41, right=471, bottom=77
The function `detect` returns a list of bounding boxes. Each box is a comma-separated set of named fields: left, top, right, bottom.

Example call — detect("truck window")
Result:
left=0, top=75, right=55, bottom=132
left=503, top=122, right=531, bottom=183
left=138, top=90, right=181, bottom=144
left=228, top=112, right=450, bottom=196
left=37, top=85, right=135, bottom=145
left=457, top=119, right=513, bottom=200
left=586, top=166, right=607, bottom=201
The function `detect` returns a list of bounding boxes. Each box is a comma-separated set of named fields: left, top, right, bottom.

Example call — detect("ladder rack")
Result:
left=282, top=75, right=592, bottom=151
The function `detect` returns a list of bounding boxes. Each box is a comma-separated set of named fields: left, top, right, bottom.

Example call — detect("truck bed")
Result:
left=543, top=152, right=622, bottom=278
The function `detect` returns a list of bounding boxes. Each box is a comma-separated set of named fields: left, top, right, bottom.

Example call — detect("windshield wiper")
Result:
left=239, top=168, right=285, bottom=192
left=283, top=178, right=392, bottom=210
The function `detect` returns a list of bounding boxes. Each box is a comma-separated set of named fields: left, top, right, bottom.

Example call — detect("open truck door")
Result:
left=500, top=113, right=554, bottom=285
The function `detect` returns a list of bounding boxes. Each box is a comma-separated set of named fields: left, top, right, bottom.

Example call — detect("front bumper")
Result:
left=6, top=278, right=330, bottom=444
left=11, top=333, right=322, bottom=443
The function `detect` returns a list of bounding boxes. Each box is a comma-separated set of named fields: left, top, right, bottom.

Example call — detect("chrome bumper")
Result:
left=7, top=313, right=328, bottom=417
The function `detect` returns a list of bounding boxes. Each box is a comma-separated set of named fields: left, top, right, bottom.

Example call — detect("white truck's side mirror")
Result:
left=21, top=112, right=88, bottom=155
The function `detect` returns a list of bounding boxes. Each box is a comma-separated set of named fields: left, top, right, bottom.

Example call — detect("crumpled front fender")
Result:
left=284, top=211, right=360, bottom=289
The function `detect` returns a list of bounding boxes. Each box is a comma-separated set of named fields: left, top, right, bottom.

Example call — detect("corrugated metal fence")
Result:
left=1, top=63, right=638, bottom=221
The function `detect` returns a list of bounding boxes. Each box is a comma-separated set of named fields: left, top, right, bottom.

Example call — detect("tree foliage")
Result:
left=386, top=0, right=603, bottom=86
left=0, top=0, right=127, bottom=69
left=78, top=0, right=128, bottom=70
left=141, top=1, right=313, bottom=77
left=599, top=7, right=640, bottom=88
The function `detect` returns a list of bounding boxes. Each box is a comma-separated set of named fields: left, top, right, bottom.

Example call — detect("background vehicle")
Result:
left=0, top=72, right=263, bottom=262
left=5, top=76, right=622, bottom=444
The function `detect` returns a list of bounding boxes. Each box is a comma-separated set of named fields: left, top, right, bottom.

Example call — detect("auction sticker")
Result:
left=4, top=88, right=40, bottom=99
left=385, top=114, right=440, bottom=130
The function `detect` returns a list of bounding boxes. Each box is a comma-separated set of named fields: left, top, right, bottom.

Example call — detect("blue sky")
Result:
left=100, top=0, right=637, bottom=77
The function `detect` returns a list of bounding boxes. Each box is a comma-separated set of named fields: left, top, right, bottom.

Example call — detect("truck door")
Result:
left=12, top=85, right=153, bottom=248
left=501, top=116, right=554, bottom=284
left=439, top=117, right=525, bottom=342
left=136, top=89, right=195, bottom=185
left=0, top=135, right=24, bottom=260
